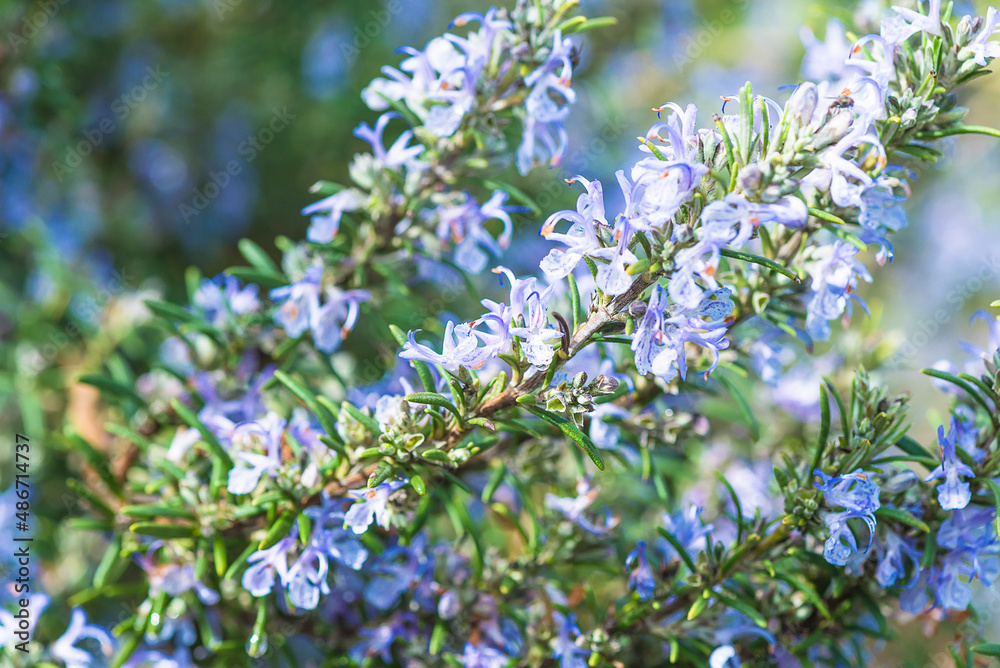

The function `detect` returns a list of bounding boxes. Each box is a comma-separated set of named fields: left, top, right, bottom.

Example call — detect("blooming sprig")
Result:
left=36, top=2, right=1000, bottom=668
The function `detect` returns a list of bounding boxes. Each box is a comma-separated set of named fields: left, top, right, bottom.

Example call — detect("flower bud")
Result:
left=736, top=164, right=763, bottom=193
left=786, top=82, right=818, bottom=124
left=628, top=301, right=647, bottom=318
left=956, top=15, right=975, bottom=46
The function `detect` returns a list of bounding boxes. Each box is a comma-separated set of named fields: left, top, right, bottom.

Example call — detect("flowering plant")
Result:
left=7, top=1, right=1000, bottom=666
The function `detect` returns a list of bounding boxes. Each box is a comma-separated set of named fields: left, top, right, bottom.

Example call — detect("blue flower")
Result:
left=227, top=414, right=285, bottom=495
left=302, top=189, right=359, bottom=243
left=400, top=321, right=492, bottom=374
left=891, top=0, right=941, bottom=38
left=50, top=609, right=115, bottom=668
left=309, top=286, right=370, bottom=353
left=539, top=175, right=607, bottom=281
left=924, top=416, right=976, bottom=510
left=625, top=541, right=656, bottom=600
left=874, top=529, right=921, bottom=588
left=192, top=274, right=261, bottom=327
left=813, top=468, right=881, bottom=566
left=544, top=478, right=619, bottom=535
left=630, top=285, right=733, bottom=382
left=136, top=542, right=220, bottom=605
left=270, top=266, right=322, bottom=339
left=462, top=642, right=512, bottom=668
left=803, top=241, right=872, bottom=342
left=659, top=504, right=714, bottom=564
left=304, top=492, right=369, bottom=570
left=517, top=30, right=576, bottom=174
left=286, top=542, right=330, bottom=610
left=349, top=613, right=416, bottom=665
left=344, top=479, right=408, bottom=534
left=709, top=611, right=778, bottom=668
left=478, top=266, right=563, bottom=367
left=965, top=7, right=1000, bottom=66
left=365, top=543, right=420, bottom=610
left=242, top=528, right=297, bottom=597
left=435, top=191, right=518, bottom=274
left=353, top=112, right=425, bottom=171
left=552, top=611, right=590, bottom=668
left=933, top=505, right=1000, bottom=611
left=857, top=175, right=907, bottom=264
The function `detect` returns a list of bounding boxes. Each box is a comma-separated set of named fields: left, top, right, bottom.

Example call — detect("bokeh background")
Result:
left=2, top=0, right=999, bottom=661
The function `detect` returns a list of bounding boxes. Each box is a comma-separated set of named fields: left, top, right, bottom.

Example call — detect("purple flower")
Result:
left=625, top=541, right=656, bottom=600
left=630, top=158, right=707, bottom=231
left=874, top=529, right=922, bottom=588
left=426, top=67, right=478, bottom=137
left=310, top=286, right=370, bottom=353
left=800, top=19, right=860, bottom=81
left=287, top=542, right=330, bottom=610
left=631, top=285, right=733, bottom=382
left=924, top=416, right=976, bottom=511
left=349, top=613, right=416, bottom=665
left=857, top=176, right=908, bottom=264
left=242, top=529, right=297, bottom=597
left=137, top=542, right=220, bottom=605
left=365, top=543, right=421, bottom=610
left=270, top=266, right=322, bottom=339
left=965, top=7, right=1000, bottom=66
left=517, top=30, right=576, bottom=174
left=302, top=189, right=359, bottom=243
left=462, top=643, right=512, bottom=668
left=671, top=194, right=805, bottom=310
left=354, top=112, right=425, bottom=171
left=544, top=478, right=620, bottom=535
left=552, top=611, right=590, bottom=668
left=589, top=218, right=638, bottom=296
left=892, top=0, right=941, bottom=37
left=344, top=479, right=408, bottom=534
left=435, top=191, right=517, bottom=274
left=509, top=287, right=561, bottom=368
left=539, top=175, right=606, bottom=280
left=304, top=492, right=369, bottom=570
left=400, top=321, right=493, bottom=374
left=659, top=504, right=714, bottom=563
left=447, top=10, right=512, bottom=74
left=227, top=414, right=285, bottom=495
left=50, top=609, right=115, bottom=668
left=193, top=274, right=260, bottom=327
left=813, top=468, right=881, bottom=566
left=803, top=241, right=872, bottom=342
left=490, top=266, right=563, bottom=367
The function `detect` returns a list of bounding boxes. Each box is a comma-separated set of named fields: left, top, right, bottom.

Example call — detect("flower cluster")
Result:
left=12, top=2, right=1000, bottom=668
